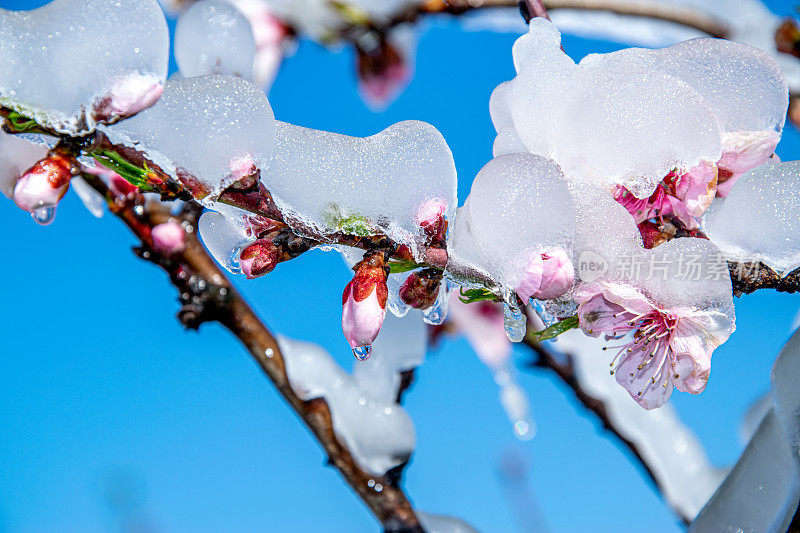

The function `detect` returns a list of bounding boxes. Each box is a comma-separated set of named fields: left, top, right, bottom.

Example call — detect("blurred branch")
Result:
left=80, top=174, right=424, bottom=533
left=520, top=331, right=692, bottom=525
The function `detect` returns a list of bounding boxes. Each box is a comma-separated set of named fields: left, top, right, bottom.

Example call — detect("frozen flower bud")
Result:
left=239, top=239, right=278, bottom=279
left=342, top=253, right=389, bottom=360
left=638, top=221, right=672, bottom=249
left=414, top=197, right=447, bottom=244
left=228, top=155, right=258, bottom=183
left=356, top=38, right=409, bottom=109
left=515, top=252, right=543, bottom=303
left=13, top=153, right=74, bottom=212
left=776, top=18, right=800, bottom=58
left=92, top=74, right=164, bottom=123
left=534, top=248, right=574, bottom=299
left=398, top=269, right=441, bottom=310
left=81, top=161, right=138, bottom=197
left=152, top=222, right=186, bottom=255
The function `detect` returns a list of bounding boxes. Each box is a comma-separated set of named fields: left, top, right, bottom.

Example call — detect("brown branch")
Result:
left=520, top=333, right=692, bottom=525
left=81, top=175, right=424, bottom=533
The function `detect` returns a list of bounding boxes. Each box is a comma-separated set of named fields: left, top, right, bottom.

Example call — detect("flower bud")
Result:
left=342, top=253, right=389, bottom=359
left=239, top=239, right=279, bottom=279
left=92, top=74, right=164, bottom=122
left=515, top=253, right=543, bottom=302
left=414, top=198, right=447, bottom=244
left=356, top=39, right=409, bottom=108
left=399, top=269, right=441, bottom=310
left=534, top=248, right=574, bottom=300
left=152, top=222, right=186, bottom=255
left=12, top=153, right=73, bottom=212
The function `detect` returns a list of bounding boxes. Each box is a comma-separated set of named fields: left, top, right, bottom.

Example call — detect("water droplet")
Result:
left=503, top=302, right=527, bottom=342
left=352, top=345, right=372, bottom=361
left=264, top=348, right=273, bottom=358
left=367, top=479, right=375, bottom=488
left=30, top=205, right=55, bottom=226
left=513, top=420, right=535, bottom=441
left=374, top=484, right=383, bottom=493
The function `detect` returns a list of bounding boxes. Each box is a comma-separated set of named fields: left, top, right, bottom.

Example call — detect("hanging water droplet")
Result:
left=352, top=345, right=372, bottom=361
left=422, top=280, right=451, bottom=325
left=500, top=380, right=536, bottom=441
left=30, top=205, right=55, bottom=226
left=513, top=420, right=535, bottom=441
left=503, top=302, right=526, bottom=342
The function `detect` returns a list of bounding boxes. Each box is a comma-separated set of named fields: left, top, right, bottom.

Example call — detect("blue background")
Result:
left=0, top=1, right=798, bottom=531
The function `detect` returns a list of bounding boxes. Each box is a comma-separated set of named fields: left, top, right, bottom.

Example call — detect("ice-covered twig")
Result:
left=77, top=172, right=424, bottom=533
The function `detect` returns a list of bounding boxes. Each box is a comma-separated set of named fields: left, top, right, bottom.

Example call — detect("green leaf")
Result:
left=90, top=150, right=155, bottom=191
left=458, top=287, right=499, bottom=304
left=532, top=315, right=579, bottom=341
left=388, top=259, right=422, bottom=274
left=5, top=111, right=40, bottom=133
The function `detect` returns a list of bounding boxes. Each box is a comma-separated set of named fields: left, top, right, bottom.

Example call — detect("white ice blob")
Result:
left=198, top=203, right=264, bottom=273
left=279, top=335, right=416, bottom=476
left=704, top=161, right=800, bottom=275
left=265, top=120, right=456, bottom=258
left=175, top=0, right=257, bottom=80
left=0, top=0, right=169, bottom=134
left=102, top=75, right=275, bottom=203
left=0, top=129, right=49, bottom=198
left=417, top=512, right=479, bottom=533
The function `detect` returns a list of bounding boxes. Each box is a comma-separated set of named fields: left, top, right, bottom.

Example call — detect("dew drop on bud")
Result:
left=30, top=205, right=56, bottom=226
left=352, top=345, right=372, bottom=361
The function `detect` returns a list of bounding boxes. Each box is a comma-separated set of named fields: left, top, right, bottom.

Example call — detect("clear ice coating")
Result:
left=198, top=203, right=263, bottom=273
left=175, top=0, right=257, bottom=80
left=704, top=161, right=800, bottom=274
left=0, top=0, right=169, bottom=134
left=417, top=512, right=479, bottom=533
left=421, top=281, right=450, bottom=325
left=0, top=129, right=48, bottom=198
left=449, top=153, right=576, bottom=294
left=278, top=335, right=416, bottom=476
left=102, top=75, right=275, bottom=203
left=502, top=302, right=527, bottom=343
left=264, top=120, right=457, bottom=258
left=496, top=18, right=733, bottom=198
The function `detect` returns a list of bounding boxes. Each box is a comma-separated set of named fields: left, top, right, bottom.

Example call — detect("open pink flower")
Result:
left=515, top=248, right=574, bottom=302
left=342, top=253, right=389, bottom=358
left=152, top=222, right=186, bottom=255
left=575, top=281, right=734, bottom=409
left=716, top=130, right=780, bottom=196
left=13, top=153, right=74, bottom=212
left=614, top=161, right=717, bottom=229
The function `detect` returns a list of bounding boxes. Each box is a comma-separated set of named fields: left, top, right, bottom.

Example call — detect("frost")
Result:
left=175, top=0, right=257, bottom=80
left=264, top=120, right=456, bottom=258
left=448, top=153, right=576, bottom=295
left=704, top=161, right=800, bottom=274
left=557, top=330, right=726, bottom=519
left=0, top=129, right=48, bottom=198
left=278, top=335, right=415, bottom=475
left=417, top=512, right=479, bottom=533
left=0, top=0, right=169, bottom=134
left=102, top=75, right=275, bottom=203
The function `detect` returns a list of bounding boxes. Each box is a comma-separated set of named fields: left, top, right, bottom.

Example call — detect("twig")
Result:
left=81, top=175, right=424, bottom=533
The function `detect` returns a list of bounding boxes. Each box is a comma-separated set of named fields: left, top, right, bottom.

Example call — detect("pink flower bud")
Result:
left=515, top=253, right=543, bottom=302
left=92, top=74, right=164, bottom=122
left=534, top=248, right=574, bottom=299
left=239, top=239, right=278, bottom=279
left=152, top=222, right=186, bottom=255
left=414, top=198, right=447, bottom=243
left=342, top=254, right=389, bottom=358
left=356, top=40, right=409, bottom=109
left=228, top=155, right=257, bottom=182
left=82, top=161, right=138, bottom=197
left=13, top=153, right=73, bottom=212
left=398, top=270, right=440, bottom=309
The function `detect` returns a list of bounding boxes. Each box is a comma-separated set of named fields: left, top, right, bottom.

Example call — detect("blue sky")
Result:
left=1, top=1, right=799, bottom=532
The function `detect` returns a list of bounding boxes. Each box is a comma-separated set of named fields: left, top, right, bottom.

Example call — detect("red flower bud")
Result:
left=13, top=153, right=74, bottom=212
left=342, top=253, right=389, bottom=359
left=239, top=239, right=278, bottom=279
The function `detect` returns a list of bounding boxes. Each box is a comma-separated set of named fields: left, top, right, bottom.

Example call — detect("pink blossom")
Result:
left=342, top=254, right=388, bottom=355
left=152, top=222, right=186, bottom=255
left=447, top=292, right=511, bottom=371
left=239, top=239, right=278, bottom=279
left=716, top=130, right=780, bottom=197
left=614, top=161, right=718, bottom=229
left=414, top=197, right=447, bottom=243
left=575, top=281, right=734, bottom=409
left=13, top=153, right=73, bottom=212
left=92, top=74, right=164, bottom=122
left=515, top=248, right=574, bottom=302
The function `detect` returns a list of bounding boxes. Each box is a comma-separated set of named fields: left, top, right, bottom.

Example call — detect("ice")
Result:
left=739, top=393, right=772, bottom=446
left=558, top=330, right=727, bottom=520
left=449, top=153, right=576, bottom=296
left=422, top=282, right=450, bottom=326
left=102, top=76, right=275, bottom=203
left=278, top=335, right=415, bottom=475
left=771, top=329, right=800, bottom=462
left=70, top=176, right=105, bottom=218
left=704, top=161, right=800, bottom=274
left=352, top=310, right=426, bottom=403
left=175, top=0, right=256, bottom=80
left=690, top=410, right=800, bottom=533
left=0, top=0, right=169, bottom=134
left=0, top=130, right=48, bottom=198
left=489, top=81, right=527, bottom=157
left=264, top=120, right=456, bottom=258
left=502, top=18, right=723, bottom=198
left=198, top=203, right=263, bottom=273
left=417, top=512, right=479, bottom=533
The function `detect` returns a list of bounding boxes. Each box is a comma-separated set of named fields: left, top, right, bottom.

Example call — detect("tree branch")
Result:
left=81, top=175, right=424, bottom=533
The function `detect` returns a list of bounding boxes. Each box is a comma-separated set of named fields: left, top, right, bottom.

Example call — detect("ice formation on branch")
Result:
left=0, top=130, right=49, bottom=199
left=265, top=120, right=456, bottom=257
left=198, top=202, right=276, bottom=274
left=102, top=75, right=275, bottom=203
left=0, top=0, right=169, bottom=134
left=175, top=0, right=257, bottom=80
left=704, top=161, right=800, bottom=274
left=278, top=335, right=415, bottom=476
